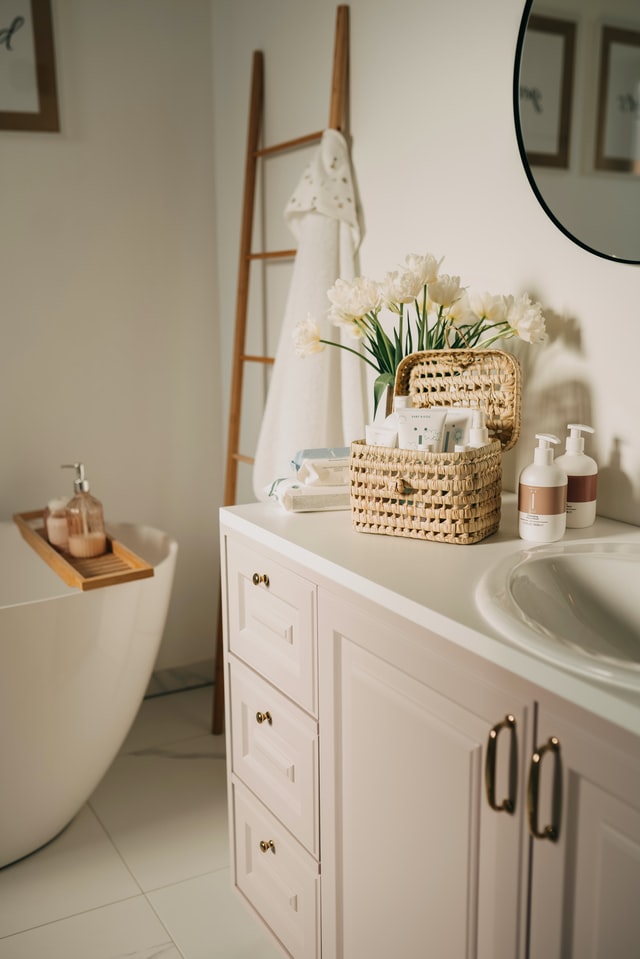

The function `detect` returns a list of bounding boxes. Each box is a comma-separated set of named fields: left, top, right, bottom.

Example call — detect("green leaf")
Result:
left=373, top=372, right=394, bottom=415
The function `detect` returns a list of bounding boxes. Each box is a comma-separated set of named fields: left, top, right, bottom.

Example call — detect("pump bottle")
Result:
left=62, top=463, right=107, bottom=558
left=518, top=434, right=567, bottom=542
left=468, top=410, right=490, bottom=449
left=555, top=424, right=598, bottom=528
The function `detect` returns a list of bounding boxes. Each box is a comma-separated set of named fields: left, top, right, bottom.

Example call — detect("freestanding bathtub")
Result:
left=0, top=520, right=178, bottom=868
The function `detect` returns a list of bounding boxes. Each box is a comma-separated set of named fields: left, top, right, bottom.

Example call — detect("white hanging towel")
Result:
left=252, top=128, right=367, bottom=501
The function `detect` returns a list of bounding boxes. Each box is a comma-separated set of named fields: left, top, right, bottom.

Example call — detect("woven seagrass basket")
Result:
left=350, top=349, right=522, bottom=544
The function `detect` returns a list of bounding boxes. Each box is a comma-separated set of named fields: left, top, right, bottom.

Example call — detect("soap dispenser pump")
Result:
left=555, top=424, right=598, bottom=528
left=62, top=463, right=107, bottom=558
left=518, top=434, right=567, bottom=542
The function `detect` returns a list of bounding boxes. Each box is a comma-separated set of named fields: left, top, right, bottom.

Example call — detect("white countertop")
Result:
left=221, top=494, right=640, bottom=737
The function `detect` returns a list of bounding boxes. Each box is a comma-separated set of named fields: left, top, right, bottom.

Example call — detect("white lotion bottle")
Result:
left=555, top=424, right=598, bottom=528
left=518, top=434, right=567, bottom=542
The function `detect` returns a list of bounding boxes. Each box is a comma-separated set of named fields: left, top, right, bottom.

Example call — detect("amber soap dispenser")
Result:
left=62, top=463, right=107, bottom=558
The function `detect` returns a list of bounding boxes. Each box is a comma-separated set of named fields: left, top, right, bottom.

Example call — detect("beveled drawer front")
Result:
left=227, top=538, right=317, bottom=715
left=232, top=779, right=320, bottom=959
left=229, top=658, right=319, bottom=856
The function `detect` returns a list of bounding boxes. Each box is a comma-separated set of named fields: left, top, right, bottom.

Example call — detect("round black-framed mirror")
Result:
left=514, top=0, right=640, bottom=264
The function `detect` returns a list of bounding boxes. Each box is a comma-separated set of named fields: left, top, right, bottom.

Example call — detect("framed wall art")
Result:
left=0, top=0, right=59, bottom=131
left=595, top=25, right=640, bottom=174
left=518, top=14, right=576, bottom=168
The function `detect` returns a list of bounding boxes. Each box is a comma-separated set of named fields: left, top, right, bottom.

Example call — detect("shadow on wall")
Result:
left=504, top=308, right=640, bottom=525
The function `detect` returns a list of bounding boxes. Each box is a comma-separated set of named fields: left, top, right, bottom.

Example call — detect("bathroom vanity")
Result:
left=220, top=495, right=640, bottom=959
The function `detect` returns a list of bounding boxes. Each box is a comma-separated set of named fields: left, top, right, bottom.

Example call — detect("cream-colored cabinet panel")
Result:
left=229, top=657, right=319, bottom=856
left=226, top=537, right=317, bottom=715
left=232, top=779, right=321, bottom=959
left=319, top=592, right=531, bottom=959
left=528, top=705, right=640, bottom=959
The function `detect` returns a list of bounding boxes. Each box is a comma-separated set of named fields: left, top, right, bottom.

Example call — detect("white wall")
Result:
left=1, top=1, right=220, bottom=669
left=2, top=0, right=638, bottom=681
left=212, top=0, right=640, bottom=525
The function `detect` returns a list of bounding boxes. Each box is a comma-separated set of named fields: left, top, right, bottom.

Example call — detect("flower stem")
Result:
left=319, top=338, right=380, bottom=371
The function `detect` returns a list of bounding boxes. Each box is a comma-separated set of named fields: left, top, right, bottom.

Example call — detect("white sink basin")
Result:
left=476, top=541, right=640, bottom=690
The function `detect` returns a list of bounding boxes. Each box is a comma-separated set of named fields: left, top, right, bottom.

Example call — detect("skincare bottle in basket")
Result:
left=555, top=424, right=598, bottom=528
left=518, top=434, right=567, bottom=543
left=468, top=410, right=490, bottom=449
left=62, top=463, right=107, bottom=558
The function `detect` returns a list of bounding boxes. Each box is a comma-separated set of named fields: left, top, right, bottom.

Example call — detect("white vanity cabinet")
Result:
left=220, top=506, right=640, bottom=959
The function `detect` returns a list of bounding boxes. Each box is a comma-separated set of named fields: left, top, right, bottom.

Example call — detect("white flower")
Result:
left=404, top=252, right=442, bottom=286
left=428, top=274, right=463, bottom=308
left=469, top=292, right=508, bottom=324
left=506, top=294, right=547, bottom=343
left=327, top=275, right=381, bottom=322
left=293, top=315, right=325, bottom=356
left=447, top=291, right=475, bottom=327
left=379, top=268, right=423, bottom=306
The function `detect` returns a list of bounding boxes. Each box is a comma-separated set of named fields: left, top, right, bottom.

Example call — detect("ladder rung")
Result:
left=232, top=453, right=255, bottom=466
left=256, top=130, right=323, bottom=158
left=241, top=354, right=275, bottom=365
left=247, top=249, right=296, bottom=261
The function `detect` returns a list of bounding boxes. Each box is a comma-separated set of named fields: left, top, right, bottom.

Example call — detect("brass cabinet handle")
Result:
left=527, top=736, right=561, bottom=842
left=259, top=839, right=275, bottom=854
left=485, top=714, right=517, bottom=814
left=256, top=710, right=272, bottom=725
left=252, top=572, right=270, bottom=587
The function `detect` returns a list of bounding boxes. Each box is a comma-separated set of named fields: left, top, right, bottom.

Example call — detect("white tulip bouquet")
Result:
left=294, top=252, right=547, bottom=414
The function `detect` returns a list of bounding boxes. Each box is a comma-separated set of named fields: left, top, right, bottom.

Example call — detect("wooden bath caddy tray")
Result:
left=13, top=510, right=154, bottom=591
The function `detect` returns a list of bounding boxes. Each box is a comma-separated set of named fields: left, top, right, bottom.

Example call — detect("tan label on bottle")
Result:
left=518, top=484, right=567, bottom=515
left=567, top=474, right=597, bottom=503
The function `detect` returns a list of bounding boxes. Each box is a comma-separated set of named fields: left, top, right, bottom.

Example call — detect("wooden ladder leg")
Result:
left=223, top=49, right=264, bottom=509
left=329, top=5, right=349, bottom=131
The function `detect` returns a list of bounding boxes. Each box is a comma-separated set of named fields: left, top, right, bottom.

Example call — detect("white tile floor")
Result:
left=0, top=686, right=283, bottom=959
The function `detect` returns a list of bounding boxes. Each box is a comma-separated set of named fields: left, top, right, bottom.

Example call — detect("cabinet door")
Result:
left=528, top=705, right=640, bottom=959
left=319, top=593, right=531, bottom=959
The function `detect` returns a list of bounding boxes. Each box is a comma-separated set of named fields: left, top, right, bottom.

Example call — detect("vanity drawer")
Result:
left=229, top=658, right=319, bottom=856
left=226, top=538, right=317, bottom=715
left=232, top=779, right=320, bottom=959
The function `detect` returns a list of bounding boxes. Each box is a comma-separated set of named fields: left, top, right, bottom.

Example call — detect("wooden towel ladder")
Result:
left=212, top=5, right=350, bottom=734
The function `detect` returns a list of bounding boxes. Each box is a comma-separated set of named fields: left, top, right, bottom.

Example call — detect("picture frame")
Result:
left=595, top=25, right=640, bottom=174
left=518, top=14, right=576, bottom=168
left=0, top=0, right=59, bottom=132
